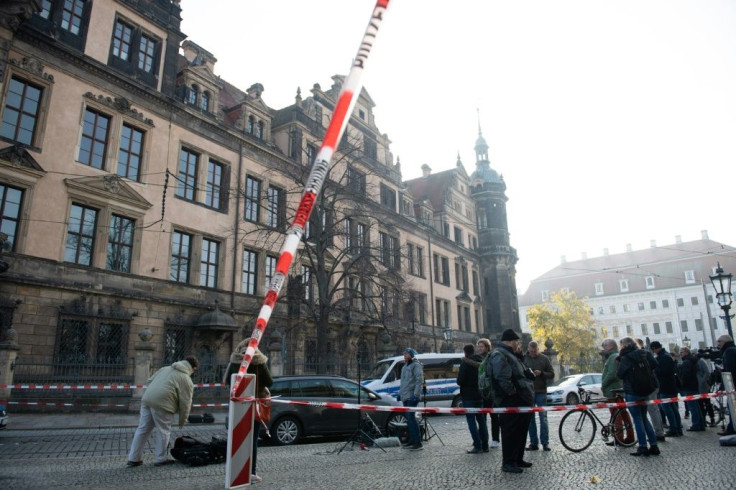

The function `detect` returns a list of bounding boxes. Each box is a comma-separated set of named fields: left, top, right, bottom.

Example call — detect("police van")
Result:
left=361, top=353, right=464, bottom=406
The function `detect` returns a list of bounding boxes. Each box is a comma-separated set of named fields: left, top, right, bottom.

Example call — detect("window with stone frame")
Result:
left=170, top=230, right=192, bottom=283
left=244, top=176, right=261, bottom=222
left=347, top=167, right=366, bottom=195
left=0, top=184, right=24, bottom=251
left=0, top=77, right=43, bottom=146
left=108, top=16, right=161, bottom=88
left=379, top=183, right=396, bottom=211
left=266, top=185, right=286, bottom=229
left=200, top=238, right=220, bottom=288
left=176, top=147, right=199, bottom=201
left=304, top=339, right=317, bottom=373
left=78, top=108, right=111, bottom=169
left=205, top=159, right=226, bottom=210
left=264, top=255, right=277, bottom=293
left=164, top=325, right=188, bottom=365
left=65, top=203, right=97, bottom=266
left=242, top=248, right=258, bottom=295
left=117, top=123, right=144, bottom=181
left=106, top=213, right=135, bottom=273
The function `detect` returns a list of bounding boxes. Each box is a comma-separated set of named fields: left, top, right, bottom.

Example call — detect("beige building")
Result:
left=0, top=0, right=520, bottom=407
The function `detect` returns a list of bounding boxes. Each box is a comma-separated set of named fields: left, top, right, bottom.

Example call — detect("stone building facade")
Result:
left=0, top=0, right=520, bottom=405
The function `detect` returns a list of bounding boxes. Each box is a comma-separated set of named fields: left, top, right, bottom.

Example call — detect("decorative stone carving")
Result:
left=83, top=92, right=154, bottom=126
left=0, top=0, right=40, bottom=32
left=138, top=327, right=153, bottom=342
left=103, top=175, right=121, bottom=194
left=9, top=57, right=55, bottom=82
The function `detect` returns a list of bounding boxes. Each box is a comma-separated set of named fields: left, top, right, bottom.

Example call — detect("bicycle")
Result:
left=558, top=387, right=637, bottom=452
left=710, top=382, right=728, bottom=429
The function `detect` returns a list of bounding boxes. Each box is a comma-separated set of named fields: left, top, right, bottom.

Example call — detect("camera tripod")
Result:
left=336, top=351, right=387, bottom=454
left=420, top=383, right=444, bottom=445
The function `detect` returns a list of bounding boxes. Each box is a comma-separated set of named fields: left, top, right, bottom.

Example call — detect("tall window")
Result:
left=187, top=85, right=198, bottom=105
left=170, top=231, right=191, bottom=283
left=305, top=144, right=316, bottom=165
left=164, top=326, right=187, bottom=364
left=379, top=183, right=396, bottom=211
left=357, top=223, right=368, bottom=254
left=0, top=184, right=23, bottom=250
left=1, top=77, right=42, bottom=145
left=244, top=176, right=260, bottom=222
left=138, top=33, right=156, bottom=73
left=201, top=91, right=210, bottom=112
left=176, top=148, right=198, bottom=201
left=301, top=265, right=313, bottom=301
left=242, top=248, right=258, bottom=295
left=106, top=214, right=134, bottom=272
left=256, top=121, right=264, bottom=139
left=266, top=185, right=285, bottom=228
left=65, top=204, right=97, bottom=265
left=347, top=167, right=366, bottom=194
left=61, top=0, right=85, bottom=35
left=112, top=20, right=133, bottom=61
left=436, top=299, right=450, bottom=327
left=680, top=320, right=688, bottom=332
left=205, top=159, right=224, bottom=209
left=117, top=124, right=144, bottom=180
left=33, top=0, right=89, bottom=51
left=265, top=255, right=277, bottom=292
left=379, top=232, right=399, bottom=269
left=56, top=315, right=128, bottom=367
left=78, top=108, right=110, bottom=169
left=246, top=116, right=254, bottom=134
left=200, top=238, right=219, bottom=288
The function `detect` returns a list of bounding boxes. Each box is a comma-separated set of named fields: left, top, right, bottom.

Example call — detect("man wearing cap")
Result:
left=650, top=341, right=683, bottom=437
left=485, top=329, right=535, bottom=473
left=399, top=347, right=424, bottom=450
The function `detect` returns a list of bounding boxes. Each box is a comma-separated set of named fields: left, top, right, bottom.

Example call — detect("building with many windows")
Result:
left=519, top=232, right=736, bottom=352
left=0, top=0, right=519, bottom=394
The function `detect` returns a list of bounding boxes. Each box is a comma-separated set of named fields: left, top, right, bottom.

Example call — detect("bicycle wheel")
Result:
left=611, top=408, right=637, bottom=447
left=712, top=394, right=726, bottom=426
left=559, top=409, right=596, bottom=452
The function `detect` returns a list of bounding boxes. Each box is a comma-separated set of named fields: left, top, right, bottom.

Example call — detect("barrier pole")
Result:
left=225, top=374, right=255, bottom=489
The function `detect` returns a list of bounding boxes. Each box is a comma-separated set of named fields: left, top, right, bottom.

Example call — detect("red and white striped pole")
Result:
left=227, top=2, right=392, bottom=487
left=230, top=0, right=391, bottom=400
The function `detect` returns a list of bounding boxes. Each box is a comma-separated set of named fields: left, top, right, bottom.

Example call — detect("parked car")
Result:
left=0, top=404, right=7, bottom=430
left=546, top=373, right=603, bottom=405
left=264, top=375, right=402, bottom=445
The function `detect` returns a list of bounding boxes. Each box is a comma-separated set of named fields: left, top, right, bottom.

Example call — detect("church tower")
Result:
left=470, top=118, right=520, bottom=336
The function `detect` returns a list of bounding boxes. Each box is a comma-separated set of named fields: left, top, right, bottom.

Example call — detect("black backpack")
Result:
left=630, top=351, right=657, bottom=396
left=170, top=435, right=227, bottom=466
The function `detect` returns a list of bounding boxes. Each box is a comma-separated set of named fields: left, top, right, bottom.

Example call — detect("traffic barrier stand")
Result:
left=226, top=373, right=255, bottom=489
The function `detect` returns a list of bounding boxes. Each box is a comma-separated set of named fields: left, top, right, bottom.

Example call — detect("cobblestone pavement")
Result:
left=1, top=411, right=735, bottom=489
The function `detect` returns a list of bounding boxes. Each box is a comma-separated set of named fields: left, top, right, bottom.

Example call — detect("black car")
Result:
left=263, top=375, right=403, bottom=445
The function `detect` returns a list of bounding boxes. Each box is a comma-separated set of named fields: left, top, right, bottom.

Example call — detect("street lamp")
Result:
left=682, top=336, right=691, bottom=348
left=442, top=326, right=453, bottom=352
left=710, top=263, right=734, bottom=339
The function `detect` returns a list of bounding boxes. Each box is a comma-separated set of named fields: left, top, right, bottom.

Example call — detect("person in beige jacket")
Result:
left=126, top=356, right=198, bottom=467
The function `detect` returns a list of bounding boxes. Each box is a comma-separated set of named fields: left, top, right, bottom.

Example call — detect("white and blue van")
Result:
left=361, top=353, right=464, bottom=406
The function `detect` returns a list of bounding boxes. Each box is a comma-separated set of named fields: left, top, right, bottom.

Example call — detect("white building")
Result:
left=518, top=231, right=736, bottom=352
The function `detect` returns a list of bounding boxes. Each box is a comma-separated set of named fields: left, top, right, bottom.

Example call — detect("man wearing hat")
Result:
left=650, top=340, right=682, bottom=437
left=485, top=329, right=535, bottom=473
left=399, top=347, right=424, bottom=450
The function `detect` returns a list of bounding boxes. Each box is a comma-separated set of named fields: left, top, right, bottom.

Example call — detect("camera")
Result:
left=697, top=347, right=722, bottom=361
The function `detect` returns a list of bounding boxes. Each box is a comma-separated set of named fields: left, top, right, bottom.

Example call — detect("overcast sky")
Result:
left=179, top=0, right=736, bottom=293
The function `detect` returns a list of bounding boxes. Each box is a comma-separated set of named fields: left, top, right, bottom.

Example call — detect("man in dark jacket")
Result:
left=486, top=329, right=535, bottom=473
left=678, top=346, right=705, bottom=431
left=716, top=335, right=736, bottom=435
left=617, top=337, right=660, bottom=457
left=651, top=341, right=683, bottom=437
left=457, top=344, right=489, bottom=453
left=523, top=341, right=554, bottom=451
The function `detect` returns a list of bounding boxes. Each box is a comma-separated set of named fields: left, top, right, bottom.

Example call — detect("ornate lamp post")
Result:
left=442, top=326, right=453, bottom=352
left=709, top=263, right=734, bottom=339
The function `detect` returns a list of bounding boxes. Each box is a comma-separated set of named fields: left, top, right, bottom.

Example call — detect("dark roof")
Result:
left=519, top=238, right=736, bottom=305
left=404, top=169, right=456, bottom=211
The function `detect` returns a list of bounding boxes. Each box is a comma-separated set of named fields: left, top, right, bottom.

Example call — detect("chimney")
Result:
left=675, top=235, right=682, bottom=244
left=560, top=255, right=567, bottom=264
left=421, top=164, right=432, bottom=177
left=581, top=252, right=587, bottom=260
left=603, top=248, right=609, bottom=256
left=626, top=243, right=632, bottom=253
left=701, top=230, right=709, bottom=240
left=650, top=240, right=657, bottom=248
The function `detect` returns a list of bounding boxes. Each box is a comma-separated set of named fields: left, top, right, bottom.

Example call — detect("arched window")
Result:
left=256, top=121, right=264, bottom=139
left=188, top=84, right=198, bottom=105
left=201, top=91, right=210, bottom=112
left=246, top=115, right=254, bottom=134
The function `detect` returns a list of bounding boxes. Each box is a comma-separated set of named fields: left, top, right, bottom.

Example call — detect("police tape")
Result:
left=262, top=390, right=734, bottom=415
left=0, top=383, right=226, bottom=390
left=6, top=401, right=232, bottom=408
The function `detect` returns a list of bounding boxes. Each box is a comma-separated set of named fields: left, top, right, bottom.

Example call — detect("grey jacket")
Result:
left=399, top=359, right=423, bottom=401
left=523, top=352, right=555, bottom=393
left=486, top=343, right=534, bottom=407
left=142, top=360, right=195, bottom=421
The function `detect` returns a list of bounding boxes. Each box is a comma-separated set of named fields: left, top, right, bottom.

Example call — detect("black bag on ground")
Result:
left=170, top=435, right=227, bottom=466
left=187, top=412, right=215, bottom=424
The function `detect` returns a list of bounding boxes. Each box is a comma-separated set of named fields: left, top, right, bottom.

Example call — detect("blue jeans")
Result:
left=680, top=390, right=705, bottom=429
left=527, top=392, right=549, bottom=446
left=625, top=393, right=657, bottom=447
left=463, top=398, right=489, bottom=449
left=658, top=391, right=682, bottom=432
left=403, top=398, right=421, bottom=445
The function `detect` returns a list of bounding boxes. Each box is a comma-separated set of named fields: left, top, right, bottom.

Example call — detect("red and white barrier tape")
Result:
left=265, top=390, right=735, bottom=415
left=5, top=401, right=233, bottom=408
left=0, top=383, right=225, bottom=390
left=231, top=0, right=392, bottom=400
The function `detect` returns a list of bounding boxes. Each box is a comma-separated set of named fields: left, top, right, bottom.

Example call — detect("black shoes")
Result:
left=648, top=445, right=660, bottom=456
left=687, top=427, right=706, bottom=432
left=542, top=445, right=551, bottom=451
left=126, top=461, right=143, bottom=467
left=664, top=430, right=683, bottom=437
left=630, top=447, right=649, bottom=457
left=517, top=461, right=533, bottom=468
left=467, top=447, right=482, bottom=454
left=153, top=459, right=176, bottom=466
left=409, top=444, right=423, bottom=451
left=502, top=464, right=523, bottom=474
left=526, top=444, right=539, bottom=451
left=717, top=428, right=736, bottom=436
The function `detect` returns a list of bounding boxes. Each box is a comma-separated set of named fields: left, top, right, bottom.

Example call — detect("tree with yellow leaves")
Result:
left=527, top=289, right=598, bottom=365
